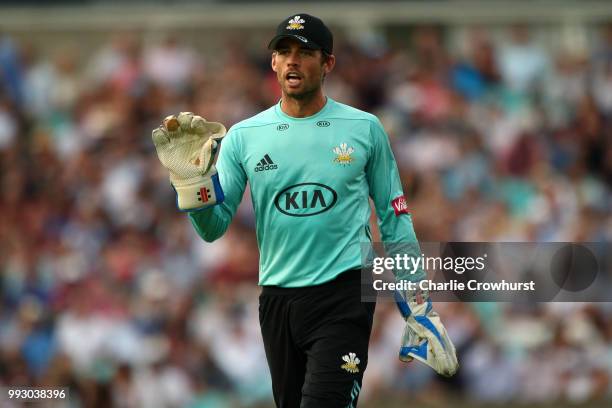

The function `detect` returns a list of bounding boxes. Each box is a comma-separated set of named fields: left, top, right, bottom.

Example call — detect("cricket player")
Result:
left=152, top=13, right=458, bottom=408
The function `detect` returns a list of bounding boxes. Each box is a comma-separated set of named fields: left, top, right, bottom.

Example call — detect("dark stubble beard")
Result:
left=285, top=85, right=319, bottom=102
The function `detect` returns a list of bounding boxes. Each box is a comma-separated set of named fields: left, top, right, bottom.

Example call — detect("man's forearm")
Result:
left=379, top=211, right=426, bottom=282
left=188, top=204, right=233, bottom=242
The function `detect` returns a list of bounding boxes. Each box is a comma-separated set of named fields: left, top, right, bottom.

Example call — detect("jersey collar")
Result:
left=275, top=97, right=333, bottom=122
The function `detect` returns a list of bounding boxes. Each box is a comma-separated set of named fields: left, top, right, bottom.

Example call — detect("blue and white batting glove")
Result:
left=395, top=289, right=459, bottom=377
left=152, top=112, right=226, bottom=211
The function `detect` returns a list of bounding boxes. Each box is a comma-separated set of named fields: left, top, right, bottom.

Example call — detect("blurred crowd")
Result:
left=0, top=21, right=611, bottom=407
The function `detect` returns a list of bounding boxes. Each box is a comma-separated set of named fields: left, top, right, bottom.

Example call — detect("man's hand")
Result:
left=394, top=289, right=459, bottom=377
left=152, top=112, right=227, bottom=211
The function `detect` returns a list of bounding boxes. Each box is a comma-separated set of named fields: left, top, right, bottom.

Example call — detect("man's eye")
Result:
left=277, top=50, right=289, bottom=55
left=300, top=50, right=314, bottom=56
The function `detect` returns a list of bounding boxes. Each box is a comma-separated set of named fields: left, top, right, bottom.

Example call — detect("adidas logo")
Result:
left=254, top=154, right=278, bottom=172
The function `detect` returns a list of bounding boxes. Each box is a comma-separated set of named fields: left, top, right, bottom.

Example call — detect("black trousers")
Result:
left=259, top=270, right=376, bottom=408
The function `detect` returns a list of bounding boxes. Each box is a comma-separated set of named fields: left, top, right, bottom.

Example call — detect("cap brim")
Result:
left=268, top=34, right=322, bottom=51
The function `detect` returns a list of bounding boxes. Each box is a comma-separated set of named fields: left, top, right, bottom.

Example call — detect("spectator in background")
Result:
left=451, top=27, right=501, bottom=101
left=497, top=24, right=549, bottom=94
left=0, top=32, right=23, bottom=106
left=143, top=34, right=201, bottom=92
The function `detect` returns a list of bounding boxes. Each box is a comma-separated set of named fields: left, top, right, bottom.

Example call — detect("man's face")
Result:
left=271, top=39, right=334, bottom=99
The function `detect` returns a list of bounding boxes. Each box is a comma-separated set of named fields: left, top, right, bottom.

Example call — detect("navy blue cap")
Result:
left=268, top=14, right=333, bottom=55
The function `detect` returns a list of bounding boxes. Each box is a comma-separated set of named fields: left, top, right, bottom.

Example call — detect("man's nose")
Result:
left=286, top=51, right=300, bottom=66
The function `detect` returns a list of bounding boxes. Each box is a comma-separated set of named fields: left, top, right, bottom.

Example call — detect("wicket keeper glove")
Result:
left=152, top=112, right=226, bottom=211
left=395, top=289, right=459, bottom=377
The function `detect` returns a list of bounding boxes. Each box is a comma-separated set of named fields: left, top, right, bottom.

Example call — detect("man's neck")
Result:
left=280, top=92, right=327, bottom=118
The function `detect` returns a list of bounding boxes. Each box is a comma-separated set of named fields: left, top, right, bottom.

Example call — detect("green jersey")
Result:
left=189, top=98, right=422, bottom=287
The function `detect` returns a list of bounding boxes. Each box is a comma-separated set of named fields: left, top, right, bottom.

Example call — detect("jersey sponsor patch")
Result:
left=391, top=195, right=409, bottom=216
left=274, top=182, right=337, bottom=217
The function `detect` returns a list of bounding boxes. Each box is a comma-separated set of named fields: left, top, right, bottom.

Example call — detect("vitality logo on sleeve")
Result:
left=254, top=154, right=278, bottom=172
left=391, top=195, right=409, bottom=216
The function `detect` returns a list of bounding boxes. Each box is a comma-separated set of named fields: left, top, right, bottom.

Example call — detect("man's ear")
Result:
left=323, top=54, right=336, bottom=75
left=271, top=52, right=278, bottom=73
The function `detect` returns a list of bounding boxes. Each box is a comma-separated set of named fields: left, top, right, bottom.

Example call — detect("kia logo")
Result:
left=316, top=121, right=330, bottom=127
left=277, top=124, right=289, bottom=131
left=274, top=183, right=338, bottom=217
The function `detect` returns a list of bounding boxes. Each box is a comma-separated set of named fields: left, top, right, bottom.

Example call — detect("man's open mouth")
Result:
left=286, top=72, right=303, bottom=86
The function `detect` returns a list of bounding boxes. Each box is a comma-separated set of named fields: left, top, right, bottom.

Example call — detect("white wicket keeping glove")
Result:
left=152, top=112, right=226, bottom=211
left=394, top=289, right=459, bottom=377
